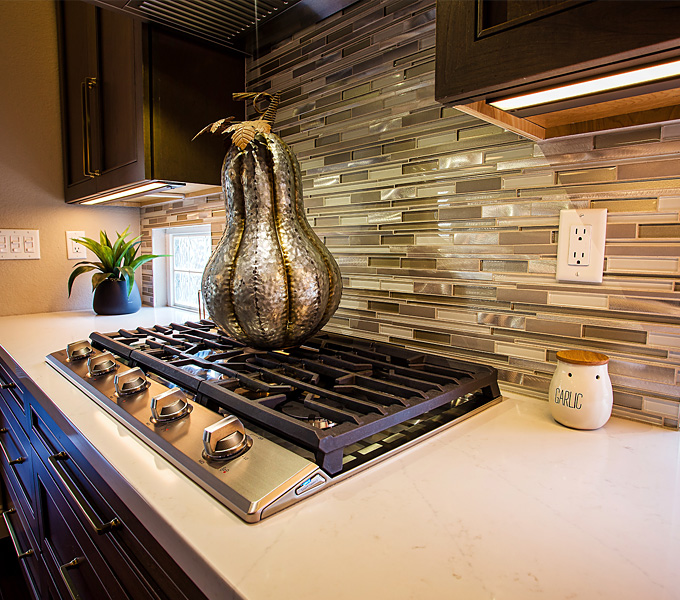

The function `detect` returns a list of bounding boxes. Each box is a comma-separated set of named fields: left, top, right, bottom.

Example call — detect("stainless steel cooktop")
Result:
left=47, top=320, right=501, bottom=522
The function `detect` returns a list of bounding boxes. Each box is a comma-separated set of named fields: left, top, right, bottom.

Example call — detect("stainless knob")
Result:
left=202, top=415, right=252, bottom=461
left=150, top=388, right=193, bottom=423
left=87, top=352, right=118, bottom=377
left=114, top=367, right=148, bottom=396
left=67, top=340, right=94, bottom=361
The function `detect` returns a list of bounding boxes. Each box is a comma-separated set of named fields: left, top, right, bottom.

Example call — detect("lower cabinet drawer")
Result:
left=2, top=479, right=42, bottom=599
left=0, top=360, right=28, bottom=429
left=35, top=458, right=129, bottom=600
left=0, top=402, right=37, bottom=529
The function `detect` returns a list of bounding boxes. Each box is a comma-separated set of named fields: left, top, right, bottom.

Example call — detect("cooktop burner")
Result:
left=47, top=320, right=501, bottom=522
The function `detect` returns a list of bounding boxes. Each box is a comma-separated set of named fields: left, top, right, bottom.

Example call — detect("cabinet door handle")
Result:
left=0, top=428, right=26, bottom=465
left=80, top=77, right=100, bottom=178
left=59, top=556, right=85, bottom=600
left=47, top=452, right=121, bottom=535
left=0, top=382, right=16, bottom=389
left=2, top=508, right=34, bottom=560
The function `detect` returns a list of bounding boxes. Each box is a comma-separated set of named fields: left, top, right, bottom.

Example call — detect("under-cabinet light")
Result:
left=489, top=59, right=680, bottom=111
left=81, top=182, right=176, bottom=205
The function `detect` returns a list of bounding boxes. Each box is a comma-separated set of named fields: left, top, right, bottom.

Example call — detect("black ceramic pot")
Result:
left=92, top=279, right=141, bottom=315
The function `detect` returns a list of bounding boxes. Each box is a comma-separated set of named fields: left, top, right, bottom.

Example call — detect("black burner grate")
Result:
left=90, top=321, right=500, bottom=474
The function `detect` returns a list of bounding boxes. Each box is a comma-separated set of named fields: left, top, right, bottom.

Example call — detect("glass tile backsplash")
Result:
left=140, top=0, right=680, bottom=428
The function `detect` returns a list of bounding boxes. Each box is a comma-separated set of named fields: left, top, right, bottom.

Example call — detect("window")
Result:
left=152, top=225, right=212, bottom=311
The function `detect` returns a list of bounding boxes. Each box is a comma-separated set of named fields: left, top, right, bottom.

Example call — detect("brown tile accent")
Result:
left=324, top=152, right=352, bottom=166
left=383, top=140, right=416, bottom=154
left=606, top=223, right=637, bottom=239
left=401, top=258, right=436, bottom=269
left=404, top=60, right=434, bottom=78
left=591, top=198, right=658, bottom=212
left=326, top=109, right=352, bottom=125
left=594, top=127, right=661, bottom=148
left=399, top=304, right=436, bottom=318
left=437, top=258, right=481, bottom=271
left=353, top=146, right=382, bottom=159
left=343, top=38, right=371, bottom=57
left=369, top=257, right=401, bottom=267
left=402, top=108, right=441, bottom=127
left=414, top=330, right=451, bottom=344
left=583, top=325, right=648, bottom=344
left=556, top=167, right=617, bottom=184
left=341, top=171, right=369, bottom=183
left=499, top=231, right=552, bottom=245
left=497, top=288, right=548, bottom=304
left=638, top=224, right=680, bottom=238
left=618, top=158, right=680, bottom=180
left=343, top=83, right=372, bottom=100
left=382, top=234, right=414, bottom=245
left=403, top=209, right=437, bottom=222
left=456, top=177, right=502, bottom=193
left=351, top=191, right=381, bottom=203
left=351, top=319, right=380, bottom=333
left=350, top=235, right=381, bottom=245
left=368, top=301, right=400, bottom=313
left=327, top=25, right=353, bottom=43
left=438, top=206, right=483, bottom=220
left=525, top=318, right=581, bottom=337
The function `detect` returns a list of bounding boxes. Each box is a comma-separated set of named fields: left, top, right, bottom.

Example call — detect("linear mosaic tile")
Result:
left=138, top=0, right=680, bottom=429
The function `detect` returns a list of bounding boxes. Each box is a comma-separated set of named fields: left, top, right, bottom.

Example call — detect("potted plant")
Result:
left=67, top=227, right=164, bottom=315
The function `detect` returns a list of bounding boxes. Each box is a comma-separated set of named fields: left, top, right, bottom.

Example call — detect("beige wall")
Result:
left=0, top=1, right=140, bottom=316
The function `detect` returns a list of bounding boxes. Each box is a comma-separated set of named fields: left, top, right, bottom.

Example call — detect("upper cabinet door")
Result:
left=435, top=0, right=680, bottom=104
left=57, top=2, right=144, bottom=202
left=58, top=1, right=99, bottom=199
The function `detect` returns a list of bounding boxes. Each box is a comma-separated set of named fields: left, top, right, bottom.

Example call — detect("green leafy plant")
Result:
left=67, top=227, right=164, bottom=297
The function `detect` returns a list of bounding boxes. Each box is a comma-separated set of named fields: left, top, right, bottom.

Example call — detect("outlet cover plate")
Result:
left=556, top=209, right=607, bottom=283
left=66, top=231, right=87, bottom=260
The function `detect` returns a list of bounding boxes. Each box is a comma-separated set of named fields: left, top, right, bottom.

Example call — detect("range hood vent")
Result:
left=91, top=0, right=357, bottom=53
left=128, top=0, right=302, bottom=48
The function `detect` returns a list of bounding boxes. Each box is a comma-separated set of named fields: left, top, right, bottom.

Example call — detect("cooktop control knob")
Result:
left=202, top=415, right=252, bottom=461
left=66, top=340, right=94, bottom=361
left=87, top=352, right=118, bottom=377
left=150, top=388, right=193, bottom=423
left=114, top=367, right=149, bottom=396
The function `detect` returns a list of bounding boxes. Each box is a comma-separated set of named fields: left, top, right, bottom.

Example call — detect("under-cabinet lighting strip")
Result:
left=81, top=182, right=172, bottom=205
left=489, top=59, right=680, bottom=111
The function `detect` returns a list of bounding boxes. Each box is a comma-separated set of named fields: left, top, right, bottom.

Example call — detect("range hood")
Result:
left=89, top=0, right=359, bottom=53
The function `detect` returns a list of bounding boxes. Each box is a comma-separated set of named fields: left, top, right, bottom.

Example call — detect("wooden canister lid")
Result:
left=556, top=350, right=609, bottom=366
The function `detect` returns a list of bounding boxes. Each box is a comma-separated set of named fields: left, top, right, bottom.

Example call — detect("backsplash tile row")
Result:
left=140, top=0, right=680, bottom=428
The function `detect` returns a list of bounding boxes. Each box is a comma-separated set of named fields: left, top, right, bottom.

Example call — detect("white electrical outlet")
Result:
left=567, top=224, right=592, bottom=266
left=556, top=209, right=607, bottom=283
left=66, top=231, right=87, bottom=260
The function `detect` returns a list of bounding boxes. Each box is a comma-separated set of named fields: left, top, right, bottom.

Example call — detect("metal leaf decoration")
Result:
left=226, top=120, right=272, bottom=150
left=192, top=92, right=280, bottom=150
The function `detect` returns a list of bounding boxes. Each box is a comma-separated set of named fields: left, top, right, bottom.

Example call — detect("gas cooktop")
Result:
left=47, top=320, right=501, bottom=522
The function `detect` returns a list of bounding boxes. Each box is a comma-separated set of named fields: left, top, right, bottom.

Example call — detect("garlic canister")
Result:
left=549, top=350, right=613, bottom=430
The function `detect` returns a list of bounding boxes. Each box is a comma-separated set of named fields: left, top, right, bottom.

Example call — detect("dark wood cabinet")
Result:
left=435, top=0, right=680, bottom=139
left=0, top=348, right=209, bottom=600
left=57, top=1, right=244, bottom=203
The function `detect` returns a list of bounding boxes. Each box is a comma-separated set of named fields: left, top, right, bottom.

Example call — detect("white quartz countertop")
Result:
left=1, top=308, right=679, bottom=600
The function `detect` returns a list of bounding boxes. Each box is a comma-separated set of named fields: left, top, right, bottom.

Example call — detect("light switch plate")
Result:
left=556, top=209, right=607, bottom=283
left=0, top=229, right=40, bottom=260
left=66, top=231, right=87, bottom=260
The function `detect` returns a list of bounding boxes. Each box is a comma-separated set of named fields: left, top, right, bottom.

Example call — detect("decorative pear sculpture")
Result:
left=195, top=92, right=342, bottom=349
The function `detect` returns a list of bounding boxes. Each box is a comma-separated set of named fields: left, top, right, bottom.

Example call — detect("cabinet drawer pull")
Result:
left=59, top=556, right=85, bottom=600
left=0, top=381, right=16, bottom=389
left=80, top=77, right=100, bottom=178
left=0, top=428, right=26, bottom=465
left=48, top=452, right=121, bottom=535
left=2, top=508, right=34, bottom=560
